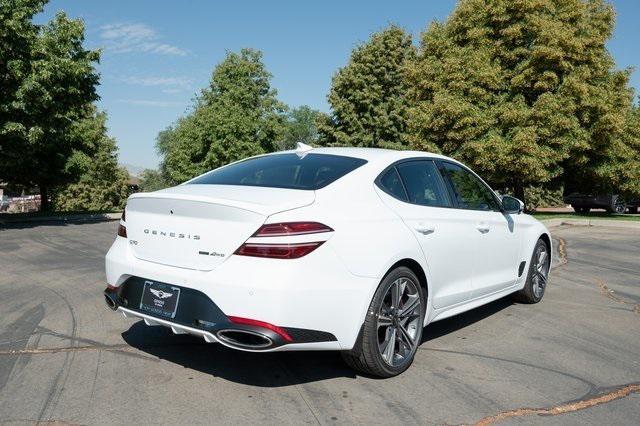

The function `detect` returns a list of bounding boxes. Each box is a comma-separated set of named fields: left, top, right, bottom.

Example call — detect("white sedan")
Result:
left=104, top=145, right=551, bottom=377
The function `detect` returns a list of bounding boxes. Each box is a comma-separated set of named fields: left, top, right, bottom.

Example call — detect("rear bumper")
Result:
left=106, top=236, right=377, bottom=350
left=104, top=279, right=338, bottom=352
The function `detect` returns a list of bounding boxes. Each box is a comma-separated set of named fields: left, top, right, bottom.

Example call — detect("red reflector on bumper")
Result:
left=228, top=316, right=293, bottom=342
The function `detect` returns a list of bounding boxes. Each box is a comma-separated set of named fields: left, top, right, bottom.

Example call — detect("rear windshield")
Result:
left=188, top=153, right=367, bottom=190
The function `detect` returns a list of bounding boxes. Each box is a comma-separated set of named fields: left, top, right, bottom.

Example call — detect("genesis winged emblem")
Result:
left=150, top=289, right=173, bottom=299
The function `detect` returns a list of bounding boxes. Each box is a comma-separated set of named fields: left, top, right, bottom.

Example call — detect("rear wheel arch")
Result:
left=539, top=232, right=551, bottom=254
left=385, top=258, right=429, bottom=302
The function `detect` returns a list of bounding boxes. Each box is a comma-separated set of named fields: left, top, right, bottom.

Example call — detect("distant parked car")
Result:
left=0, top=195, right=10, bottom=212
left=563, top=193, right=639, bottom=214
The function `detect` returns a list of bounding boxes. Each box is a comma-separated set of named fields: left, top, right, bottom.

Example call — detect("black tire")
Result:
left=573, top=206, right=590, bottom=214
left=614, top=203, right=627, bottom=214
left=342, top=266, right=425, bottom=378
left=513, top=239, right=550, bottom=304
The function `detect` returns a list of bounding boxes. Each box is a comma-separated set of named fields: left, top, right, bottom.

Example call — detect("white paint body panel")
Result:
left=105, top=147, right=550, bottom=351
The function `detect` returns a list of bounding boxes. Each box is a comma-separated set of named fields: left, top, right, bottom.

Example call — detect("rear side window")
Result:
left=188, top=153, right=367, bottom=190
left=396, top=161, right=451, bottom=207
left=378, top=168, right=408, bottom=201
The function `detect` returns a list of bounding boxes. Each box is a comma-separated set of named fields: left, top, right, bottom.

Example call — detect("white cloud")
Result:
left=120, top=76, right=192, bottom=88
left=117, top=99, right=186, bottom=108
left=99, top=23, right=187, bottom=56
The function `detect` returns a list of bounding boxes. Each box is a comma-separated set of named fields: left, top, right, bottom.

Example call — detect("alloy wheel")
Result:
left=532, top=243, right=549, bottom=299
left=376, top=277, right=422, bottom=367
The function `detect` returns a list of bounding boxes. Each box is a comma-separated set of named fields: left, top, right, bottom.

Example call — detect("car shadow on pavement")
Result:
left=421, top=296, right=514, bottom=343
left=121, top=296, right=514, bottom=387
left=121, top=321, right=356, bottom=386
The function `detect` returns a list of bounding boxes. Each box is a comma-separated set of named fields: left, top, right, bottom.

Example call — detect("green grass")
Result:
left=532, top=211, right=640, bottom=221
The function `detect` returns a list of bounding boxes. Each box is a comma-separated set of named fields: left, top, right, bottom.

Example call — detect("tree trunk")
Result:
left=39, top=185, right=50, bottom=212
left=514, top=180, right=527, bottom=212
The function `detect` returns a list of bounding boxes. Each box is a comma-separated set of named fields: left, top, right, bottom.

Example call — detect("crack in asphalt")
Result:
left=0, top=420, right=81, bottom=425
left=595, top=279, right=640, bottom=315
left=472, top=383, right=640, bottom=425
left=0, top=344, right=132, bottom=356
left=556, top=237, right=568, bottom=267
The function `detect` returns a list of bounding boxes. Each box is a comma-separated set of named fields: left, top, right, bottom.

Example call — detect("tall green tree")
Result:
left=160, top=48, right=286, bottom=184
left=318, top=25, right=415, bottom=149
left=279, top=105, right=322, bottom=150
left=407, top=0, right=640, bottom=204
left=138, top=168, right=169, bottom=192
left=53, top=109, right=129, bottom=211
left=0, top=0, right=100, bottom=210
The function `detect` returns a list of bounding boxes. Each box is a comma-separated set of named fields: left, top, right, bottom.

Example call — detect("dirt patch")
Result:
left=474, top=383, right=640, bottom=425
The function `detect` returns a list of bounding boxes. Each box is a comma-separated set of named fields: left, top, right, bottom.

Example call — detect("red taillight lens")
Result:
left=252, top=222, right=333, bottom=237
left=235, top=242, right=324, bottom=259
left=228, top=316, right=293, bottom=342
left=236, top=221, right=332, bottom=259
left=117, top=224, right=127, bottom=238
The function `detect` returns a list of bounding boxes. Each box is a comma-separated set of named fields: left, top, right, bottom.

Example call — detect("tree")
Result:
left=139, top=169, right=169, bottom=192
left=0, top=0, right=100, bottom=210
left=611, top=104, right=640, bottom=198
left=279, top=105, right=322, bottom=150
left=52, top=109, right=129, bottom=211
left=407, top=0, right=640, bottom=205
left=318, top=25, right=415, bottom=149
left=159, top=48, right=286, bottom=184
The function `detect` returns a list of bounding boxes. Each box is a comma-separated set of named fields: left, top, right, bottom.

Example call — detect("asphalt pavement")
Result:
left=0, top=221, right=639, bottom=425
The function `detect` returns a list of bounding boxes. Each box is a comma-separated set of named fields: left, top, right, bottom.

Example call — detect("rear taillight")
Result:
left=235, top=241, right=324, bottom=259
left=235, top=221, right=332, bottom=259
left=252, top=222, right=333, bottom=237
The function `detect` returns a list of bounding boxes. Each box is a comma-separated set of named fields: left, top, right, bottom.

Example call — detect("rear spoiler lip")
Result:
left=128, top=191, right=315, bottom=216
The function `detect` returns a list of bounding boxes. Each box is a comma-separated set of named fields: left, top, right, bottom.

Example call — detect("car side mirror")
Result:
left=502, top=195, right=524, bottom=214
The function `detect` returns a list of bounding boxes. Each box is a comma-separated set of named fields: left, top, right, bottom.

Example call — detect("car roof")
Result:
left=276, top=146, right=455, bottom=164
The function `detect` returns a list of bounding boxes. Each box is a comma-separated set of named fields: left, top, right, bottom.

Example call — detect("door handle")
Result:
left=476, top=223, right=490, bottom=234
left=415, top=225, right=435, bottom=235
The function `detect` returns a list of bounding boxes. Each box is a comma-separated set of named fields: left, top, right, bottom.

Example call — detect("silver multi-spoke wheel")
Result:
left=513, top=238, right=550, bottom=304
left=341, top=266, right=424, bottom=377
left=377, top=277, right=421, bottom=367
left=532, top=243, right=549, bottom=299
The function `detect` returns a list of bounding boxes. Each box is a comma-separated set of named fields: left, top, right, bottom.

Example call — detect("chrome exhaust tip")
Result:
left=216, top=329, right=273, bottom=350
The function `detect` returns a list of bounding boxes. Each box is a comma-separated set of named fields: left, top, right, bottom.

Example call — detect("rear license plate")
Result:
left=140, top=280, right=181, bottom=319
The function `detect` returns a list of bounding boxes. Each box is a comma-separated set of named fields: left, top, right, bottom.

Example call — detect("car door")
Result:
left=437, top=161, right=521, bottom=298
left=375, top=159, right=476, bottom=309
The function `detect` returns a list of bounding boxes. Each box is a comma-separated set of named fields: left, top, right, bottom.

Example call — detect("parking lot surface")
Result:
left=1, top=221, right=639, bottom=425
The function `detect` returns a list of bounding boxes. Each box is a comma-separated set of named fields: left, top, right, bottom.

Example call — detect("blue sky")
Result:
left=37, top=0, right=640, bottom=169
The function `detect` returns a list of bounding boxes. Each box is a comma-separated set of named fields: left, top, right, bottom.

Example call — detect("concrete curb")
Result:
left=0, top=212, right=122, bottom=225
left=541, top=218, right=640, bottom=229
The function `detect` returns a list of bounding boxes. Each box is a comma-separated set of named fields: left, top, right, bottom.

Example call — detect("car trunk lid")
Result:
left=125, top=185, right=315, bottom=271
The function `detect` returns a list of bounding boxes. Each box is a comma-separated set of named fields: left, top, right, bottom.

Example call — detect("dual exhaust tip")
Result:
left=216, top=329, right=273, bottom=349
